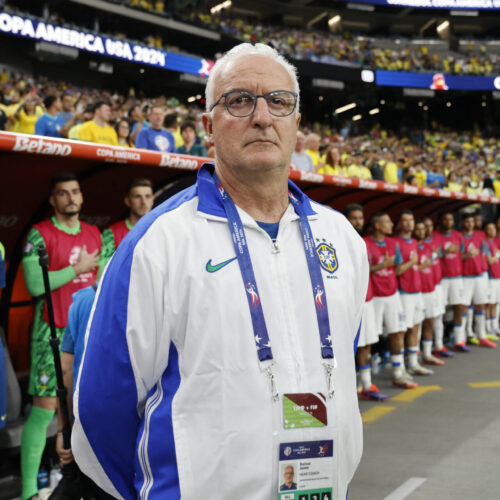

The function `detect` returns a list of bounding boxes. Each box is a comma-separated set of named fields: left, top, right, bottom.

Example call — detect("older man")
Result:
left=291, top=131, right=315, bottom=172
left=72, top=43, right=367, bottom=500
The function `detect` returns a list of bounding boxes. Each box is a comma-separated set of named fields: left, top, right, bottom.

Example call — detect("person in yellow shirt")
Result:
left=13, top=96, right=44, bottom=135
left=445, top=172, right=461, bottom=192
left=413, top=161, right=427, bottom=187
left=382, top=151, right=399, bottom=184
left=304, top=133, right=321, bottom=168
left=78, top=101, right=118, bottom=146
left=317, top=145, right=346, bottom=176
left=68, top=106, right=94, bottom=140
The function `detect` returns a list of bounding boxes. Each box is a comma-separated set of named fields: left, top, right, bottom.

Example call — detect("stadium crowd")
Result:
left=1, top=71, right=499, bottom=195
left=3, top=1, right=499, bottom=76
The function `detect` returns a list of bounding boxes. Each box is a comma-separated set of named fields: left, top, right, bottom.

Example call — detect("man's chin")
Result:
left=64, top=211, right=80, bottom=217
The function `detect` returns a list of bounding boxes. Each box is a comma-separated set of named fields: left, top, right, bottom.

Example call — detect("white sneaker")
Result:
left=408, top=363, right=434, bottom=376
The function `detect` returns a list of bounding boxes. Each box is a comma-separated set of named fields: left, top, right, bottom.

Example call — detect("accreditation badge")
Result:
left=273, top=393, right=336, bottom=500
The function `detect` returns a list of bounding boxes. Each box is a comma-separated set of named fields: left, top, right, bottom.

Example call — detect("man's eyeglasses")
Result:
left=209, top=90, right=298, bottom=118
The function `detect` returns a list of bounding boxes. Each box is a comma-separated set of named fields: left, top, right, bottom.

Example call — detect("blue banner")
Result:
left=0, top=12, right=214, bottom=77
left=348, top=0, right=500, bottom=9
left=376, top=70, right=500, bottom=91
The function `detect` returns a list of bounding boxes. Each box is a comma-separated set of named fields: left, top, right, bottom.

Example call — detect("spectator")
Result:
left=67, top=105, right=93, bottom=140
left=382, top=151, right=399, bottom=184
left=291, top=131, right=314, bottom=172
left=163, top=112, right=182, bottom=148
left=177, top=120, right=207, bottom=157
left=129, top=104, right=147, bottom=144
left=115, top=119, right=133, bottom=147
left=58, top=93, right=75, bottom=123
left=13, top=93, right=43, bottom=135
left=318, top=144, right=344, bottom=176
left=304, top=133, right=321, bottom=168
left=135, top=105, right=176, bottom=152
left=35, top=95, right=65, bottom=138
left=78, top=101, right=118, bottom=145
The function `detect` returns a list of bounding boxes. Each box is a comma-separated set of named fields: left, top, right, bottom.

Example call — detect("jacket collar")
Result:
left=196, top=163, right=317, bottom=219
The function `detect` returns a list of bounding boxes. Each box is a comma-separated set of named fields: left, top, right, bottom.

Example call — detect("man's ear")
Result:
left=202, top=113, right=213, bottom=144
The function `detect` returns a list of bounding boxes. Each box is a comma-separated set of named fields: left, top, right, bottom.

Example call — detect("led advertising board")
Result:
left=0, top=12, right=214, bottom=77
left=346, top=0, right=500, bottom=9
left=376, top=70, right=500, bottom=91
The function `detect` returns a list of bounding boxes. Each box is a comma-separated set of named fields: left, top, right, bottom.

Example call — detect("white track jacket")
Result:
left=72, top=164, right=368, bottom=500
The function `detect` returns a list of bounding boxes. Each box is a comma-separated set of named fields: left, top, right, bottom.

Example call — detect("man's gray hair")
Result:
left=205, top=43, right=300, bottom=115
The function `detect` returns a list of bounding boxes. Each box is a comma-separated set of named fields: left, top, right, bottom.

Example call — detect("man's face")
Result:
left=424, top=218, right=434, bottom=237
left=150, top=107, right=164, bottom=129
left=397, top=213, right=414, bottom=234
left=203, top=55, right=300, bottom=178
left=295, top=132, right=305, bottom=151
left=62, top=95, right=73, bottom=112
left=440, top=213, right=454, bottom=231
left=414, top=222, right=426, bottom=241
left=96, top=104, right=111, bottom=123
left=347, top=209, right=364, bottom=233
left=181, top=126, right=196, bottom=145
left=284, top=466, right=294, bottom=486
left=49, top=180, right=83, bottom=216
left=125, top=186, right=154, bottom=218
left=462, top=216, right=475, bottom=233
left=377, top=214, right=393, bottom=235
left=485, top=223, right=496, bottom=239
left=53, top=97, right=63, bottom=113
left=307, top=136, right=320, bottom=152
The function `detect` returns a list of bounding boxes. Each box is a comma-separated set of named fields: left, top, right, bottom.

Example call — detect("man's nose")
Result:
left=251, top=97, right=273, bottom=128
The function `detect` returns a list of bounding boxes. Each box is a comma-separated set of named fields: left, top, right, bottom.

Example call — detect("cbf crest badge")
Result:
left=315, top=239, right=338, bottom=274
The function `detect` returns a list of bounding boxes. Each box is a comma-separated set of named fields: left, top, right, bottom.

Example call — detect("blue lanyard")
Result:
left=213, top=172, right=334, bottom=364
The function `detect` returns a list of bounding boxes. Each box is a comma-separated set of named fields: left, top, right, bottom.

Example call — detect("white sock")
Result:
left=466, top=306, right=474, bottom=337
left=407, top=346, right=419, bottom=369
left=454, top=319, right=465, bottom=345
left=434, top=314, right=444, bottom=350
left=422, top=339, right=433, bottom=358
left=475, top=312, right=487, bottom=340
left=486, top=317, right=494, bottom=334
left=359, top=365, right=372, bottom=391
left=391, top=354, right=404, bottom=379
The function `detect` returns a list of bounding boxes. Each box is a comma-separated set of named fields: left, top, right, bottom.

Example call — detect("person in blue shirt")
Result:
left=35, top=95, right=65, bottom=138
left=135, top=105, right=176, bottom=153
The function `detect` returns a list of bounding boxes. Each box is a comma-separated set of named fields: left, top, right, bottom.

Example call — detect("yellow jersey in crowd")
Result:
left=79, top=120, right=118, bottom=146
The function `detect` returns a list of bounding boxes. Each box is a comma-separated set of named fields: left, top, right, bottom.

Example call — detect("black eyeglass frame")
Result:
left=209, top=89, right=298, bottom=117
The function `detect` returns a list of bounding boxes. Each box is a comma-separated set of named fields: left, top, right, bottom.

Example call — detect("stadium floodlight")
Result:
left=352, top=114, right=362, bottom=121
left=369, top=108, right=379, bottom=115
left=328, top=15, right=341, bottom=27
left=335, top=102, right=356, bottom=114
left=187, top=96, right=197, bottom=103
left=210, top=0, right=231, bottom=14
left=437, top=21, right=450, bottom=33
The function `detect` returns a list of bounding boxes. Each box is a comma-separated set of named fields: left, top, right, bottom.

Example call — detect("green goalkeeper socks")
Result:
left=21, top=405, right=55, bottom=499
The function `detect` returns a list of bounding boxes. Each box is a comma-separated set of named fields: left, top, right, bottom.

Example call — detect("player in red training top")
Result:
left=461, top=213, right=496, bottom=348
left=483, top=221, right=500, bottom=339
left=101, top=178, right=154, bottom=267
left=435, top=211, right=469, bottom=352
left=21, top=172, right=104, bottom=500
left=344, top=204, right=388, bottom=401
left=364, top=212, right=417, bottom=389
left=423, top=217, right=454, bottom=358
left=414, top=220, right=445, bottom=366
left=394, top=211, right=433, bottom=376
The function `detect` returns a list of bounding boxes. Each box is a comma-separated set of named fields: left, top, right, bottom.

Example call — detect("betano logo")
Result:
left=160, top=154, right=199, bottom=170
left=12, top=136, right=72, bottom=156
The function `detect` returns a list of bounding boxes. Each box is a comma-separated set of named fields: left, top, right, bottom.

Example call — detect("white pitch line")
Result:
left=383, top=477, right=427, bottom=500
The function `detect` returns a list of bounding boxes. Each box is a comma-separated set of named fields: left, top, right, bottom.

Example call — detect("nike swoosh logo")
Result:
left=206, top=257, right=237, bottom=273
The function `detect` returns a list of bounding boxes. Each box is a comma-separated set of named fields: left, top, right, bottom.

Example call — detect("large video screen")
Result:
left=376, top=70, right=500, bottom=91
left=348, top=0, right=500, bottom=9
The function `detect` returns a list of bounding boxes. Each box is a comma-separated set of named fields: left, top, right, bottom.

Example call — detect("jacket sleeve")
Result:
left=72, top=231, right=172, bottom=499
